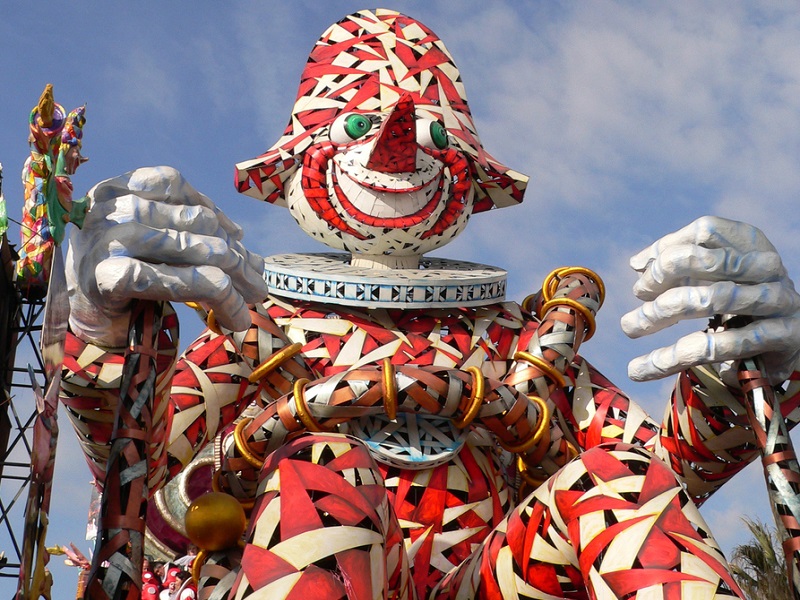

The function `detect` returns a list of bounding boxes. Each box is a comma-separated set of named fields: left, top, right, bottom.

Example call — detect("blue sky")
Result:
left=3, top=0, right=800, bottom=594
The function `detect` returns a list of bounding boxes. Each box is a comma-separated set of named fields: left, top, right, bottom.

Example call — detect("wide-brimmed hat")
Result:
left=235, top=9, right=527, bottom=214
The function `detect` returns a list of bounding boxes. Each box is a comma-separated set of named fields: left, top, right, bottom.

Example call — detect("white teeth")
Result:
left=332, top=146, right=440, bottom=218
left=336, top=167, right=433, bottom=217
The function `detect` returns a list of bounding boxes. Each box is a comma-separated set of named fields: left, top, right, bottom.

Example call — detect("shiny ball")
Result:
left=184, top=492, right=247, bottom=551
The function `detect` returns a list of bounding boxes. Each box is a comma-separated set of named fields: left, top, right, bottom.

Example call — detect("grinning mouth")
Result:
left=331, top=160, right=445, bottom=228
left=301, top=141, right=472, bottom=241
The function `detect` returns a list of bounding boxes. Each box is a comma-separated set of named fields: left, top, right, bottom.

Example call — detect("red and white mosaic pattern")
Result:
left=59, top=288, right=795, bottom=598
left=234, top=9, right=527, bottom=260
left=54, top=8, right=800, bottom=600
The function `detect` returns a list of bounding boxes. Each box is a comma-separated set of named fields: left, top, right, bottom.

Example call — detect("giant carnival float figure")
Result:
left=55, top=9, right=800, bottom=600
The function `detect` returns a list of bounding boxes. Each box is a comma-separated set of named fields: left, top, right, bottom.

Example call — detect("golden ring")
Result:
left=211, top=468, right=223, bottom=493
left=521, top=293, right=537, bottom=314
left=190, top=540, right=247, bottom=584
left=516, top=455, right=548, bottom=488
left=293, top=378, right=325, bottom=432
left=382, top=358, right=398, bottom=420
left=248, top=343, right=303, bottom=383
left=552, top=266, right=606, bottom=307
left=233, top=417, right=264, bottom=469
left=513, top=351, right=566, bottom=389
left=211, top=470, right=255, bottom=510
left=541, top=267, right=565, bottom=303
left=541, top=266, right=605, bottom=307
left=556, top=266, right=605, bottom=308
left=453, top=366, right=485, bottom=429
left=498, top=395, right=551, bottom=454
left=540, top=297, right=597, bottom=341
left=184, top=301, right=202, bottom=311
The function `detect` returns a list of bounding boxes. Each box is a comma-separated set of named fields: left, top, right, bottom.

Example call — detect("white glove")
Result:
left=66, top=166, right=267, bottom=347
left=621, top=216, right=800, bottom=384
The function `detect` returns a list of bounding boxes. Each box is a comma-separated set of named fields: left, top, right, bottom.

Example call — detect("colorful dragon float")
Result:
left=19, top=8, right=800, bottom=600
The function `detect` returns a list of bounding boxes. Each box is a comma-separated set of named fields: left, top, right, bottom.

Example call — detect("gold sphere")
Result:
left=184, top=492, right=247, bottom=551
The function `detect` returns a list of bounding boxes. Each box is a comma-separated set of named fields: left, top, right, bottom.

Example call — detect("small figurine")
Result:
left=17, top=84, right=87, bottom=290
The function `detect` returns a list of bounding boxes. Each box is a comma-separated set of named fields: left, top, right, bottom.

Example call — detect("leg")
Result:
left=230, top=433, right=414, bottom=599
left=377, top=440, right=511, bottom=598
left=434, top=443, right=743, bottom=599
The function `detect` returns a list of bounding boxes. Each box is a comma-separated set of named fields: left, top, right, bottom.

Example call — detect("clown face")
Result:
left=284, top=94, right=474, bottom=267
left=236, top=9, right=528, bottom=269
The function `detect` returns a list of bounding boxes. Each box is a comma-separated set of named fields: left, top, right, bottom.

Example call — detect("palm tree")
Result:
left=729, top=517, right=792, bottom=600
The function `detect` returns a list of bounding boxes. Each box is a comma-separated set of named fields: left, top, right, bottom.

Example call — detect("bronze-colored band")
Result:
left=762, top=451, right=798, bottom=466
left=540, top=297, right=597, bottom=341
left=499, top=394, right=551, bottom=454
left=211, top=469, right=255, bottom=510
left=293, top=378, right=325, bottom=432
left=233, top=417, right=264, bottom=469
left=382, top=358, right=398, bottom=420
left=248, top=343, right=304, bottom=383
left=453, top=366, right=485, bottom=429
left=541, top=266, right=605, bottom=307
left=513, top=351, right=566, bottom=389
left=516, top=455, right=548, bottom=488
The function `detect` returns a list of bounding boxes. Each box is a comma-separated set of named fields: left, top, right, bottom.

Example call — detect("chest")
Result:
left=263, top=298, right=537, bottom=380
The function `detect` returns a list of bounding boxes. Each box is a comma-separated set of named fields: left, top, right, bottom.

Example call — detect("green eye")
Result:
left=430, top=121, right=448, bottom=149
left=344, top=114, right=372, bottom=139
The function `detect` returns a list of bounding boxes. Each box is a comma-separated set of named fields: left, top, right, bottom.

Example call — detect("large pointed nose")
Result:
left=366, top=94, right=417, bottom=173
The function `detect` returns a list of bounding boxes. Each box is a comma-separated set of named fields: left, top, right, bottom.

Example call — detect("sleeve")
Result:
left=557, top=356, right=661, bottom=451
left=649, top=366, right=800, bottom=505
left=60, top=303, right=180, bottom=491
left=59, top=301, right=309, bottom=492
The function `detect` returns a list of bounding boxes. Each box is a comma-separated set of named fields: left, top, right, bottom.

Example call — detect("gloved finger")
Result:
left=128, top=167, right=246, bottom=241
left=91, top=223, right=267, bottom=302
left=89, top=167, right=245, bottom=241
left=627, top=317, right=800, bottom=381
left=86, top=194, right=226, bottom=238
left=95, top=258, right=252, bottom=331
left=632, top=245, right=785, bottom=299
left=630, top=216, right=777, bottom=272
left=622, top=281, right=800, bottom=338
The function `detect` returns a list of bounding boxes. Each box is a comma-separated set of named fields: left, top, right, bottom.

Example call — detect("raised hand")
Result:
left=621, top=216, right=800, bottom=383
left=66, top=166, right=267, bottom=347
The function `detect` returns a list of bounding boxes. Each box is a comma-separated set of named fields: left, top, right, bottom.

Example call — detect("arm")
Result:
left=60, top=305, right=180, bottom=490
left=62, top=167, right=268, bottom=490
left=649, top=365, right=800, bottom=505
left=622, top=216, right=800, bottom=502
left=167, top=302, right=312, bottom=472
left=60, top=301, right=308, bottom=489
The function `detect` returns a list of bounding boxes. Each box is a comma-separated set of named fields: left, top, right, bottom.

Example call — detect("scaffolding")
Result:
left=0, top=233, right=46, bottom=582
